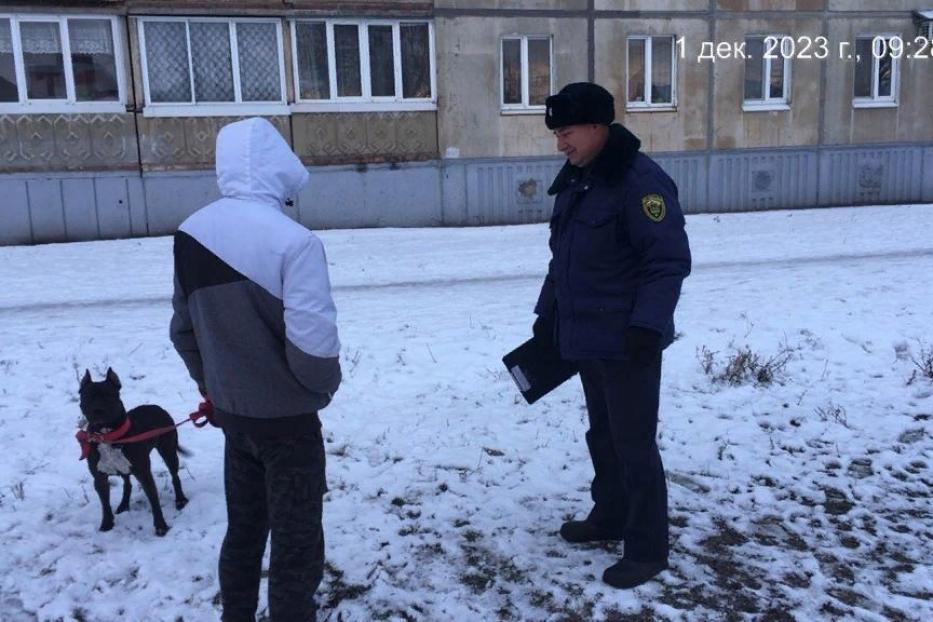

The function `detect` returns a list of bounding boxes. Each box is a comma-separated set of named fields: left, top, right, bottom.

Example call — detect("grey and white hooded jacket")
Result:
left=170, top=117, right=341, bottom=435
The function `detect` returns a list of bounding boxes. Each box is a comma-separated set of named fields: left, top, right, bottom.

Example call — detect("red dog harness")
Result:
left=76, top=400, right=215, bottom=460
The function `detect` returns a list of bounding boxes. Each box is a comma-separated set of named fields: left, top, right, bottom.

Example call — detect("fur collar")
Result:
left=547, top=124, right=642, bottom=196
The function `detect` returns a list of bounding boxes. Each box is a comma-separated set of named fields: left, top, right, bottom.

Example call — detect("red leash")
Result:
left=76, top=400, right=215, bottom=460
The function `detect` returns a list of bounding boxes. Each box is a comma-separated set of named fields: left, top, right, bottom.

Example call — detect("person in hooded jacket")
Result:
left=170, top=117, right=341, bottom=622
left=534, top=83, right=691, bottom=589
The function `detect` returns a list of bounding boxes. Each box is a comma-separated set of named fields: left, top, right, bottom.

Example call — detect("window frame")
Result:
left=290, top=18, right=436, bottom=113
left=852, top=33, right=900, bottom=109
left=499, top=34, right=553, bottom=114
left=742, top=34, right=792, bottom=113
left=138, top=16, right=288, bottom=118
left=625, top=34, right=678, bottom=112
left=0, top=13, right=127, bottom=114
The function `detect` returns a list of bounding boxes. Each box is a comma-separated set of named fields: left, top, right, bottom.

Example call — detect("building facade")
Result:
left=1, top=0, right=932, bottom=244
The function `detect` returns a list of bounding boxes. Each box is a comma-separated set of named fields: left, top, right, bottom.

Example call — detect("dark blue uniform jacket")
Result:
left=535, top=124, right=692, bottom=360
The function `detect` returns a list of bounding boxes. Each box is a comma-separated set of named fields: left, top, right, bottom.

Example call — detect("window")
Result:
left=744, top=35, right=791, bottom=111
left=291, top=20, right=435, bottom=111
left=915, top=10, right=933, bottom=41
left=0, top=14, right=123, bottom=112
left=500, top=35, right=552, bottom=111
left=627, top=35, right=676, bottom=110
left=853, top=35, right=899, bottom=108
left=0, top=19, right=18, bottom=102
left=139, top=17, right=286, bottom=116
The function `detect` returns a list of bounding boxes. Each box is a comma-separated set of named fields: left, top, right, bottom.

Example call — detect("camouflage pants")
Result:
left=219, top=428, right=325, bottom=622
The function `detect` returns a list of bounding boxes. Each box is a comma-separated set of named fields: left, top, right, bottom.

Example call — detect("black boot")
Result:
left=602, top=559, right=667, bottom=589
left=559, top=520, right=624, bottom=544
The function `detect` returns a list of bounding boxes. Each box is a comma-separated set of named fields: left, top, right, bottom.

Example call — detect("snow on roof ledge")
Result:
left=914, top=9, right=933, bottom=20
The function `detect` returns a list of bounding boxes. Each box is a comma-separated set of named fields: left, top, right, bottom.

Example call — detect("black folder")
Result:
left=502, top=336, right=578, bottom=405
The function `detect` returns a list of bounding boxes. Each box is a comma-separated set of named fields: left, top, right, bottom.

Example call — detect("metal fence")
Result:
left=2, top=143, right=932, bottom=245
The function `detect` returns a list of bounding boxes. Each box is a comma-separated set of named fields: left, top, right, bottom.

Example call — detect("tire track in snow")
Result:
left=2, top=247, right=932, bottom=315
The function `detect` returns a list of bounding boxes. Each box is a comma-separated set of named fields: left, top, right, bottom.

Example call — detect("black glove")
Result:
left=624, top=326, right=662, bottom=366
left=533, top=314, right=555, bottom=344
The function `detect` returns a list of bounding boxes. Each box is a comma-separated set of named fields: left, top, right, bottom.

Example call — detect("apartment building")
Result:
left=1, top=1, right=931, bottom=243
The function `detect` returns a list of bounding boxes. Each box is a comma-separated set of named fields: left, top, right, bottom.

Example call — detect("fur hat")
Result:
left=544, top=82, right=615, bottom=130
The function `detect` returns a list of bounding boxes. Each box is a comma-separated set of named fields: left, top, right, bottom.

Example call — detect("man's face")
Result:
left=553, top=124, right=609, bottom=167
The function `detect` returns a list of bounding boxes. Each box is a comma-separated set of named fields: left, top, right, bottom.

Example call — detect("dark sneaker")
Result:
left=602, top=559, right=667, bottom=589
left=559, top=520, right=624, bottom=543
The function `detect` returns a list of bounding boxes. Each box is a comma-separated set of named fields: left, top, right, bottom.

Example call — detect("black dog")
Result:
left=79, top=368, right=188, bottom=536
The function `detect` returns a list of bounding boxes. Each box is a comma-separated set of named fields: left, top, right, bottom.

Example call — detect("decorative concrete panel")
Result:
left=136, top=115, right=291, bottom=171
left=292, top=112, right=438, bottom=165
left=0, top=114, right=138, bottom=173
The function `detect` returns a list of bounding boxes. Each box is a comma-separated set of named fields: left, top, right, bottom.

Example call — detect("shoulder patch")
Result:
left=641, top=193, right=666, bottom=222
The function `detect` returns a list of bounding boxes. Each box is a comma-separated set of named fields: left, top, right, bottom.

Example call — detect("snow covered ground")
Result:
left=1, top=204, right=931, bottom=622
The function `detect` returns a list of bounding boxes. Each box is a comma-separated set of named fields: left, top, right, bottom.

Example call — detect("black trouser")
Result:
left=578, top=355, right=668, bottom=563
left=220, top=426, right=326, bottom=622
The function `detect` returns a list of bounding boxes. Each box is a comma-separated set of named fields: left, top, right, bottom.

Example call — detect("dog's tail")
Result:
left=177, top=445, right=193, bottom=457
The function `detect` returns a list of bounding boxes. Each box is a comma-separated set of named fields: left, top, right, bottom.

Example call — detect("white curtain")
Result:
left=334, top=25, right=361, bottom=97
left=20, top=22, right=62, bottom=54
left=68, top=20, right=114, bottom=55
left=401, top=23, right=430, bottom=99
left=0, top=20, right=13, bottom=54
left=295, top=22, right=329, bottom=100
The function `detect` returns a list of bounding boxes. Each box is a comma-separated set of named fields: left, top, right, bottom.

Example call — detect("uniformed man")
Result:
left=533, top=82, right=691, bottom=588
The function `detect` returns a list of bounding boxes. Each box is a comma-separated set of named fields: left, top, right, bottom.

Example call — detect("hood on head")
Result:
left=215, top=117, right=310, bottom=208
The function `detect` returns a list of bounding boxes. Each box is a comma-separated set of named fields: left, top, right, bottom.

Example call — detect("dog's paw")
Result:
left=155, top=524, right=170, bottom=537
left=115, top=503, right=130, bottom=514
left=99, top=520, right=114, bottom=532
left=175, top=497, right=188, bottom=511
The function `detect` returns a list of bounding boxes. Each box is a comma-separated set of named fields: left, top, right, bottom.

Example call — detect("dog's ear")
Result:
left=81, top=369, right=92, bottom=389
left=105, top=367, right=122, bottom=390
